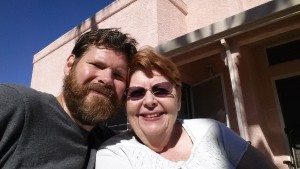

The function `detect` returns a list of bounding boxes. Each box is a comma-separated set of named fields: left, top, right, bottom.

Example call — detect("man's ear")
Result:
left=64, top=55, right=76, bottom=76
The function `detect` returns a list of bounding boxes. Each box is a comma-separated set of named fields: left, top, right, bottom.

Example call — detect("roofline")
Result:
left=33, top=0, right=136, bottom=64
left=156, top=0, right=300, bottom=57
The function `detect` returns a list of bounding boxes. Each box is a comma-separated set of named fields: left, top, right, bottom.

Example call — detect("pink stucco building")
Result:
left=31, top=0, right=300, bottom=168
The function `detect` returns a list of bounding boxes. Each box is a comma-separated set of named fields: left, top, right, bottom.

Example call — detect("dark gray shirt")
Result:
left=0, top=84, right=114, bottom=169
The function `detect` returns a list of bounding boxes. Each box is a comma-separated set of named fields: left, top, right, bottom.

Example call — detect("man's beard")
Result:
left=62, top=68, right=123, bottom=126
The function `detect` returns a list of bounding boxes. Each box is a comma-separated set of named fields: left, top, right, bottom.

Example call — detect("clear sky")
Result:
left=0, top=0, right=114, bottom=87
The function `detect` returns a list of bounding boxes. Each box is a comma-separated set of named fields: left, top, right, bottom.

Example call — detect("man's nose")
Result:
left=96, top=68, right=113, bottom=86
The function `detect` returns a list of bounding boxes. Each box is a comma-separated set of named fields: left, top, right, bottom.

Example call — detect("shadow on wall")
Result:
left=74, top=13, right=99, bottom=42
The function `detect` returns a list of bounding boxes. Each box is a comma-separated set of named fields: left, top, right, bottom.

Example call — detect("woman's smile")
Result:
left=139, top=112, right=165, bottom=120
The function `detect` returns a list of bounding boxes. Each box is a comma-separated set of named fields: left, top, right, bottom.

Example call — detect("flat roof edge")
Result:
left=33, top=0, right=137, bottom=64
left=156, top=0, right=300, bottom=56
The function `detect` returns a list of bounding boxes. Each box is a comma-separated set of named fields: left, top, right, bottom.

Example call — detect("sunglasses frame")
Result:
left=125, top=81, right=174, bottom=100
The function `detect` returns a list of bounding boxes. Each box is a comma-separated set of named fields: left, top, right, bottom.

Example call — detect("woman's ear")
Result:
left=64, top=55, right=76, bottom=76
left=176, top=88, right=182, bottom=111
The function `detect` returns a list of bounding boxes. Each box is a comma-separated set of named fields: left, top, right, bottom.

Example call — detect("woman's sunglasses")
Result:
left=125, top=82, right=174, bottom=101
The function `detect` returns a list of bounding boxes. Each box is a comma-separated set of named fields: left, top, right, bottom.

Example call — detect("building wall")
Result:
left=31, top=0, right=188, bottom=95
left=31, top=0, right=300, bottom=167
left=31, top=38, right=74, bottom=95
left=183, top=0, right=271, bottom=33
left=31, top=0, right=272, bottom=95
left=157, top=0, right=187, bottom=44
left=169, top=12, right=300, bottom=168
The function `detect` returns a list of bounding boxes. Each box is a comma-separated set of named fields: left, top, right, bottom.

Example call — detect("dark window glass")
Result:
left=267, top=39, right=300, bottom=66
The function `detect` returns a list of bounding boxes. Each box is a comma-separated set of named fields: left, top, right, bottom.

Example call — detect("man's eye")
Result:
left=113, top=72, right=125, bottom=80
left=90, top=62, right=104, bottom=70
left=90, top=63, right=98, bottom=67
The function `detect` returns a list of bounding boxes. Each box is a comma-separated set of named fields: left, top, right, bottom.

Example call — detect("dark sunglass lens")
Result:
left=152, top=82, right=173, bottom=97
left=127, top=87, right=146, bottom=100
left=153, top=88, right=169, bottom=97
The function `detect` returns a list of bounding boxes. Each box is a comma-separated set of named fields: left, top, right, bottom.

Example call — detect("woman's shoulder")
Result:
left=180, top=118, right=221, bottom=129
left=99, top=130, right=142, bottom=149
left=97, top=130, right=156, bottom=161
left=179, top=118, right=226, bottom=141
left=96, top=130, right=177, bottom=169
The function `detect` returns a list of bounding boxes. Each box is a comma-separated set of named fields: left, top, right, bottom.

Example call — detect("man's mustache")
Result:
left=87, top=83, right=114, bottom=98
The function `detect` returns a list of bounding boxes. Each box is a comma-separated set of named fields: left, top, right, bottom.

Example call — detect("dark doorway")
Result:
left=275, top=75, right=300, bottom=130
left=192, top=75, right=228, bottom=125
left=275, top=75, right=300, bottom=168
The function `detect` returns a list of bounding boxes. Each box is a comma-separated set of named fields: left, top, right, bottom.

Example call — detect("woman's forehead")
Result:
left=129, top=70, right=168, bottom=85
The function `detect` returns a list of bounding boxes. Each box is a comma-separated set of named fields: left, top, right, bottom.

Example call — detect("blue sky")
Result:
left=0, top=0, right=114, bottom=86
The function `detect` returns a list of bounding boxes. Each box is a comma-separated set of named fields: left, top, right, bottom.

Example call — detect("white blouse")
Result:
left=96, top=119, right=249, bottom=169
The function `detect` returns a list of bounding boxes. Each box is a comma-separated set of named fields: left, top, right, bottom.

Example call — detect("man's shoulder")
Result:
left=0, top=83, right=57, bottom=115
left=0, top=83, right=41, bottom=97
left=92, top=126, right=116, bottom=137
left=0, top=84, right=33, bottom=107
left=0, top=83, right=27, bottom=93
left=89, top=126, right=116, bottom=148
left=0, top=83, right=54, bottom=100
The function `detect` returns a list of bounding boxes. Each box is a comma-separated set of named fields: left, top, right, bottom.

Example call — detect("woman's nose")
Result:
left=143, top=90, right=157, bottom=108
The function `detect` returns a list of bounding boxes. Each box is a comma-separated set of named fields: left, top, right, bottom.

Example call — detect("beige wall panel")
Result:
left=31, top=39, right=75, bottom=95
left=185, top=0, right=241, bottom=32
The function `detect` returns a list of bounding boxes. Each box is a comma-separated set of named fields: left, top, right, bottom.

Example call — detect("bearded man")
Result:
left=0, top=29, right=137, bottom=169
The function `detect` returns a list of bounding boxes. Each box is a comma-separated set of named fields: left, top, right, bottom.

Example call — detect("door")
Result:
left=275, top=75, right=300, bottom=168
left=191, top=74, right=229, bottom=126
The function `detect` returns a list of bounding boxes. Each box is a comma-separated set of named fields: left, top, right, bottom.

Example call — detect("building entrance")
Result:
left=275, top=75, right=300, bottom=168
left=191, top=74, right=229, bottom=126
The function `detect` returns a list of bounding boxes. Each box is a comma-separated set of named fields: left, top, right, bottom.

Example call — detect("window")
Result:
left=267, top=39, right=300, bottom=66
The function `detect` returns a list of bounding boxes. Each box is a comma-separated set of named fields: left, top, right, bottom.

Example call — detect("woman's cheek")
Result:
left=126, top=102, right=139, bottom=117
